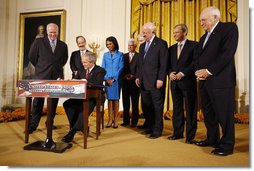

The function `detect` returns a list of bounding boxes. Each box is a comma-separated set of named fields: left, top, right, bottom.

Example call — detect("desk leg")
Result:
left=42, top=98, right=55, bottom=149
left=96, top=97, right=101, bottom=139
left=83, top=99, right=89, bottom=149
left=25, top=97, right=32, bottom=143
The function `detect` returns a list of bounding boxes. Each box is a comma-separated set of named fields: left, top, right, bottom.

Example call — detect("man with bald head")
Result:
left=28, top=23, right=68, bottom=134
left=194, top=7, right=238, bottom=156
left=135, top=22, right=168, bottom=139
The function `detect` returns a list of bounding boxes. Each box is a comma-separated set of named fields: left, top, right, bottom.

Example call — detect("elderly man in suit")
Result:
left=167, top=24, right=198, bottom=144
left=62, top=52, right=106, bottom=143
left=70, top=36, right=90, bottom=78
left=121, top=38, right=140, bottom=128
left=28, top=23, right=68, bottom=134
left=135, top=22, right=168, bottom=139
left=194, top=6, right=239, bottom=156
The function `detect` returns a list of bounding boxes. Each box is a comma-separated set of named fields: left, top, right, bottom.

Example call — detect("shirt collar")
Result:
left=147, top=34, right=155, bottom=44
left=88, top=64, right=95, bottom=73
left=48, top=37, right=57, bottom=45
left=209, top=21, right=219, bottom=34
left=178, top=39, right=187, bottom=47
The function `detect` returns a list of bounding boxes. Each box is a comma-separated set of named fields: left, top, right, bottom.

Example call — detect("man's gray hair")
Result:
left=143, top=22, right=157, bottom=33
left=82, top=51, right=97, bottom=64
left=128, top=38, right=137, bottom=46
left=204, top=6, right=221, bottom=19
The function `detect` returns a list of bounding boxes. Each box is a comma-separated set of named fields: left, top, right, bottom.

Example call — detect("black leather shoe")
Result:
left=211, top=148, right=233, bottom=156
left=137, top=125, right=148, bottom=129
left=195, top=140, right=218, bottom=147
left=130, top=124, right=137, bottom=128
left=121, top=123, right=129, bottom=126
left=167, top=135, right=184, bottom=140
left=62, top=129, right=77, bottom=143
left=186, top=139, right=198, bottom=144
left=141, top=130, right=152, bottom=135
left=195, top=140, right=211, bottom=147
left=149, top=134, right=161, bottom=139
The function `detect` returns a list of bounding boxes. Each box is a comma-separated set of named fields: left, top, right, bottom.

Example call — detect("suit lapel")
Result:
left=44, top=37, right=53, bottom=54
left=146, top=37, right=157, bottom=54
left=178, top=40, right=189, bottom=61
left=202, top=22, right=221, bottom=51
left=143, top=37, right=158, bottom=61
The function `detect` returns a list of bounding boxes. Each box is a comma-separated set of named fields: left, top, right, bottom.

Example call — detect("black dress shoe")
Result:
left=137, top=125, right=148, bottom=129
left=211, top=148, right=233, bottom=156
left=141, top=130, right=152, bottom=135
left=167, top=135, right=184, bottom=140
left=120, top=123, right=129, bottom=126
left=195, top=140, right=211, bottom=147
left=149, top=134, right=161, bottom=139
left=62, top=129, right=77, bottom=143
left=130, top=124, right=137, bottom=128
left=195, top=140, right=218, bottom=147
left=186, top=139, right=198, bottom=144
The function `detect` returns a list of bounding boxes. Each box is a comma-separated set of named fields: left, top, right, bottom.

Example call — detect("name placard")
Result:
left=18, top=80, right=87, bottom=99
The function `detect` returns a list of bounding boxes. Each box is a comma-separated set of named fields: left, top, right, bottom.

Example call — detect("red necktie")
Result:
left=86, top=69, right=90, bottom=79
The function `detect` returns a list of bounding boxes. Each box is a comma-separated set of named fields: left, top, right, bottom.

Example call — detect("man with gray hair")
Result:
left=121, top=38, right=140, bottom=127
left=194, top=6, right=238, bottom=156
left=28, top=23, right=68, bottom=137
left=135, top=22, right=168, bottom=139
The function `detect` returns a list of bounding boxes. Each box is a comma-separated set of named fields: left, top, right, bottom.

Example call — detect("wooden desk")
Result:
left=19, top=80, right=103, bottom=152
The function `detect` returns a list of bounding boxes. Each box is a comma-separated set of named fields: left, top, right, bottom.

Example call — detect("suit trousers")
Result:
left=30, top=97, right=58, bottom=129
left=171, top=85, right=197, bottom=140
left=122, top=80, right=140, bottom=125
left=199, top=81, right=235, bottom=151
left=141, top=87, right=165, bottom=135
left=63, top=98, right=96, bottom=131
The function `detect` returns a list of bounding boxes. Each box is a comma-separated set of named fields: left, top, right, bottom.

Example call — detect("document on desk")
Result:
left=18, top=80, right=87, bottom=99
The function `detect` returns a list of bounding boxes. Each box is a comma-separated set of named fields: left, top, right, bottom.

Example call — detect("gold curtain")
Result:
left=131, top=0, right=237, bottom=114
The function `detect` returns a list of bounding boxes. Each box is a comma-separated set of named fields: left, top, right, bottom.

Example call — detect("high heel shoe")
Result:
left=112, top=125, right=118, bottom=128
left=105, top=120, right=113, bottom=128
left=112, top=121, right=118, bottom=128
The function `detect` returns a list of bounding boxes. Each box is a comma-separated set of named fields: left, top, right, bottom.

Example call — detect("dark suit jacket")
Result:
left=122, top=52, right=139, bottom=79
left=74, top=65, right=106, bottom=87
left=195, top=22, right=239, bottom=89
left=137, top=36, right=168, bottom=90
left=73, top=64, right=106, bottom=105
left=69, top=49, right=90, bottom=78
left=29, top=37, right=68, bottom=79
left=168, top=40, right=198, bottom=90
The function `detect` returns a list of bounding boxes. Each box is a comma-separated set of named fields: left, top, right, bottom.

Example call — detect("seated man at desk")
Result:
left=62, top=51, right=106, bottom=143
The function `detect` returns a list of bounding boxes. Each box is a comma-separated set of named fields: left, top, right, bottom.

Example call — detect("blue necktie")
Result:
left=144, top=40, right=150, bottom=59
left=145, top=40, right=150, bottom=53
left=203, top=32, right=211, bottom=48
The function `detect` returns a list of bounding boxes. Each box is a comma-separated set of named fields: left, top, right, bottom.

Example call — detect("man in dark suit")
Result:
left=194, top=7, right=239, bottom=156
left=61, top=52, right=106, bottom=143
left=28, top=23, right=68, bottom=133
left=121, top=38, right=140, bottom=128
left=167, top=24, right=198, bottom=144
left=70, top=36, right=90, bottom=78
left=135, top=22, right=168, bottom=139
